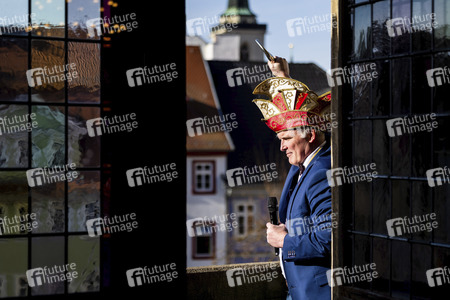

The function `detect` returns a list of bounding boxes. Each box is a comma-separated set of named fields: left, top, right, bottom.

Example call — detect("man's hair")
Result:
left=292, top=126, right=325, bottom=141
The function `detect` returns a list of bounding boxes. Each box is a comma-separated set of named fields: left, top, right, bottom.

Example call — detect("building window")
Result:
left=240, top=42, right=249, bottom=61
left=0, top=0, right=109, bottom=297
left=334, top=0, right=450, bottom=298
left=192, top=160, right=215, bottom=194
left=191, top=220, right=216, bottom=259
left=235, top=202, right=255, bottom=237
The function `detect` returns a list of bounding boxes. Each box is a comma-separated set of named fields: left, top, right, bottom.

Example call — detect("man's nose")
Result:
left=280, top=140, right=287, bottom=151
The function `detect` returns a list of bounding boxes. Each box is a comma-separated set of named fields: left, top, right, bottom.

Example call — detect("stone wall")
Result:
left=187, top=261, right=287, bottom=300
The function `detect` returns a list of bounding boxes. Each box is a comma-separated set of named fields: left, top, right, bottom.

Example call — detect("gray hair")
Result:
left=293, top=126, right=325, bottom=141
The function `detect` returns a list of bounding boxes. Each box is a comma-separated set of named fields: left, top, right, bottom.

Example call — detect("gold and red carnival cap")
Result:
left=252, top=77, right=331, bottom=133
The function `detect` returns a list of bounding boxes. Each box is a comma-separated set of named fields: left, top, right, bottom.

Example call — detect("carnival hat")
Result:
left=252, top=77, right=331, bottom=133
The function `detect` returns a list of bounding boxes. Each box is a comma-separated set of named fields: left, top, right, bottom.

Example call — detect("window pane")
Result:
left=238, top=216, right=244, bottom=234
left=353, top=5, right=371, bottom=60
left=196, top=236, right=211, bottom=254
left=0, top=238, right=28, bottom=298
left=372, top=60, right=390, bottom=116
left=392, top=134, right=411, bottom=177
left=411, top=130, right=432, bottom=177
left=392, top=181, right=410, bottom=226
left=0, top=105, right=30, bottom=168
left=434, top=0, right=450, bottom=49
left=411, top=182, right=432, bottom=241
left=354, top=120, right=371, bottom=166
left=31, top=0, right=65, bottom=38
left=373, top=120, right=389, bottom=175
left=372, top=178, right=389, bottom=235
left=0, top=38, right=28, bottom=102
left=352, top=69, right=371, bottom=117
left=354, top=181, right=371, bottom=232
left=0, top=0, right=28, bottom=36
left=372, top=237, right=390, bottom=295
left=412, top=244, right=432, bottom=297
left=68, top=0, right=101, bottom=40
left=31, top=180, right=65, bottom=233
left=0, top=172, right=28, bottom=235
left=411, top=55, right=432, bottom=114
left=68, top=235, right=100, bottom=293
left=431, top=247, right=450, bottom=297
left=433, top=53, right=450, bottom=113
left=31, top=40, right=65, bottom=103
left=392, top=0, right=411, bottom=55
left=248, top=215, right=254, bottom=232
left=433, top=180, right=450, bottom=244
left=433, top=116, right=450, bottom=169
left=391, top=58, right=410, bottom=115
left=412, top=0, right=432, bottom=51
left=372, top=0, right=390, bottom=57
left=68, top=42, right=100, bottom=103
left=68, top=106, right=101, bottom=167
left=196, top=175, right=202, bottom=189
left=32, top=105, right=65, bottom=167
left=433, top=116, right=450, bottom=244
left=391, top=241, right=410, bottom=299
left=353, top=235, right=370, bottom=289
left=69, top=171, right=100, bottom=232
left=31, top=236, right=65, bottom=296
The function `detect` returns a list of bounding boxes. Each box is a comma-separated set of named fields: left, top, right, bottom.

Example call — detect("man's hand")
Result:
left=268, top=56, right=290, bottom=78
left=266, top=222, right=288, bottom=248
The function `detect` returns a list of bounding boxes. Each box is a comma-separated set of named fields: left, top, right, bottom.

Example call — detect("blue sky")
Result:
left=186, top=0, right=332, bottom=71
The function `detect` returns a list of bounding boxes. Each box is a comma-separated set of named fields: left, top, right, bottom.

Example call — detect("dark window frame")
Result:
left=0, top=0, right=109, bottom=297
left=333, top=0, right=450, bottom=299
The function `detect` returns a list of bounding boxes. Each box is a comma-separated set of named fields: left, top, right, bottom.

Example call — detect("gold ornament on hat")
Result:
left=252, top=77, right=331, bottom=133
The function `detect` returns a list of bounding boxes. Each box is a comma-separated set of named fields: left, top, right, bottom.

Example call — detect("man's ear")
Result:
left=308, top=130, right=316, bottom=143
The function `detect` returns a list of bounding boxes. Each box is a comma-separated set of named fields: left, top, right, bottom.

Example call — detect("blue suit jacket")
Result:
left=279, top=142, right=332, bottom=300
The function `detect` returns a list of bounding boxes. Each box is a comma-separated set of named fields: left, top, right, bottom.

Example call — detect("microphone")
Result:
left=267, top=197, right=279, bottom=256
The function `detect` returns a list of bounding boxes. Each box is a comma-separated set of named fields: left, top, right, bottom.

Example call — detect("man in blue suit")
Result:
left=253, top=57, right=332, bottom=300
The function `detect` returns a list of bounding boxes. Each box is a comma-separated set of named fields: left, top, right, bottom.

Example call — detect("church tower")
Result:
left=210, top=0, right=267, bottom=61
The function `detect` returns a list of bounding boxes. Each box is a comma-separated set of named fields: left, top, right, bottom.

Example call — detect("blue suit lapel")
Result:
left=286, top=143, right=330, bottom=219
left=278, top=165, right=299, bottom=224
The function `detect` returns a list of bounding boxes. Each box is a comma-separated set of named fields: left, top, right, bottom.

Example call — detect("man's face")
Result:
left=277, top=129, right=311, bottom=166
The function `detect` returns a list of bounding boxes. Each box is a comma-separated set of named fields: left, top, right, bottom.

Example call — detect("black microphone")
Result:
left=267, top=197, right=279, bottom=256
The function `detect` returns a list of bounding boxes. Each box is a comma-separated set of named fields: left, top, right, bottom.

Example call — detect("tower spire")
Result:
left=225, top=0, right=254, bottom=15
left=228, top=0, right=249, bottom=7
left=210, top=0, right=267, bottom=61
left=222, top=0, right=256, bottom=24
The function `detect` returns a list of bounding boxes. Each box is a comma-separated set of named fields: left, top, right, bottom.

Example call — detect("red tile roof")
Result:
left=186, top=46, right=233, bottom=153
